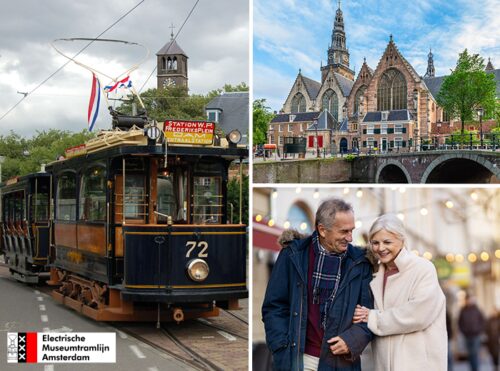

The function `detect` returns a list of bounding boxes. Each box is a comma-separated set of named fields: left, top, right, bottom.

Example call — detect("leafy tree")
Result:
left=437, top=49, right=497, bottom=134
left=207, top=82, right=249, bottom=100
left=226, top=174, right=249, bottom=225
left=445, top=129, right=480, bottom=145
left=253, top=99, right=275, bottom=145
left=0, top=129, right=95, bottom=180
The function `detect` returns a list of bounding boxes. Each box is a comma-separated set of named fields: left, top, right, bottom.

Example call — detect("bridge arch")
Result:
left=421, top=153, right=499, bottom=183
left=375, top=160, right=412, bottom=183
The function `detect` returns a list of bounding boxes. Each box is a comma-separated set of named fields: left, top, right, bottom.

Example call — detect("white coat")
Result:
left=367, top=247, right=447, bottom=371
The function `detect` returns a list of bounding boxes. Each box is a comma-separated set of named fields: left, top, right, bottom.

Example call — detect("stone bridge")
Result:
left=253, top=151, right=500, bottom=183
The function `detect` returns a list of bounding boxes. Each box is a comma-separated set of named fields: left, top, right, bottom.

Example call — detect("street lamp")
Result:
left=476, top=107, right=484, bottom=149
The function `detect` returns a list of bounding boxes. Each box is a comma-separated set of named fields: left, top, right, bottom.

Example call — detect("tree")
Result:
left=226, top=174, right=248, bottom=225
left=253, top=99, right=275, bottom=145
left=437, top=49, right=497, bottom=134
left=0, top=129, right=95, bottom=180
left=206, top=82, right=249, bottom=100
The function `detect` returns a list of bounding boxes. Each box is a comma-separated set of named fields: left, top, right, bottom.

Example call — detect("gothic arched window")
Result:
left=377, top=69, right=407, bottom=111
left=354, top=86, right=366, bottom=115
left=162, top=57, right=167, bottom=70
left=172, top=57, right=178, bottom=70
left=321, top=89, right=339, bottom=121
left=167, top=58, right=173, bottom=70
left=291, top=93, right=306, bottom=113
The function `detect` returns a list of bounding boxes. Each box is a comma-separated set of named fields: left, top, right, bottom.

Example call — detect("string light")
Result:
left=268, top=219, right=275, bottom=227
left=397, top=213, right=405, bottom=221
left=356, top=190, right=363, bottom=198
left=445, top=201, right=454, bottom=209
left=300, top=222, right=308, bottom=231
left=480, top=252, right=489, bottom=261
left=412, top=250, right=420, bottom=256
left=272, top=190, right=278, bottom=199
left=399, top=187, right=406, bottom=193
left=355, top=220, right=362, bottom=228
left=423, top=252, right=433, bottom=260
left=420, top=208, right=428, bottom=216
left=470, top=192, right=478, bottom=201
left=467, top=253, right=477, bottom=263
left=295, top=187, right=302, bottom=194
left=455, top=254, right=464, bottom=263
left=255, top=214, right=262, bottom=222
left=496, top=250, right=500, bottom=259
left=313, top=190, right=320, bottom=199
left=343, top=188, right=350, bottom=194
left=283, top=221, right=290, bottom=229
left=445, top=253, right=455, bottom=263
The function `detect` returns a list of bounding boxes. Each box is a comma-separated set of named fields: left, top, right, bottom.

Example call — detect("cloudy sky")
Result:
left=254, top=0, right=500, bottom=112
left=0, top=0, right=249, bottom=137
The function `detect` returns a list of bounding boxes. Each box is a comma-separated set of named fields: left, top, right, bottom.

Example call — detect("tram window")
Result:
left=31, top=193, right=49, bottom=222
left=157, top=175, right=177, bottom=222
left=192, top=176, right=222, bottom=224
left=80, top=166, right=106, bottom=222
left=124, top=174, right=146, bottom=220
left=156, top=168, right=187, bottom=223
left=56, top=172, right=77, bottom=221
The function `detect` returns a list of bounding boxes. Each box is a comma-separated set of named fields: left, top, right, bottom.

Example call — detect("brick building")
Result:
left=268, top=1, right=500, bottom=154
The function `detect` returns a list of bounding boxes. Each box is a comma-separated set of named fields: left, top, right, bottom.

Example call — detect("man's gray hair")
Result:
left=315, top=198, right=354, bottom=230
left=368, top=213, right=406, bottom=245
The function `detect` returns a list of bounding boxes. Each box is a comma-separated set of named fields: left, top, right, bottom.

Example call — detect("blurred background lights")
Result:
left=255, top=214, right=262, bottom=222
left=423, top=252, right=433, bottom=260
left=300, top=222, right=308, bottom=231
left=445, top=200, right=454, bottom=209
left=313, top=190, right=320, bottom=199
left=470, top=191, right=478, bottom=201
left=455, top=254, right=464, bottom=263
left=283, top=221, right=290, bottom=229
left=468, top=253, right=477, bottom=263
left=420, top=208, right=428, bottom=216
left=399, top=187, right=406, bottom=193
left=355, top=220, right=362, bottom=228
left=272, top=190, right=278, bottom=199
left=412, top=250, right=420, bottom=256
left=295, top=187, right=301, bottom=194
left=343, top=188, right=350, bottom=194
left=480, top=252, right=489, bottom=262
left=445, top=253, right=455, bottom=263
left=496, top=250, right=500, bottom=259
left=268, top=219, right=275, bottom=227
left=356, top=190, right=363, bottom=198
left=397, top=213, right=405, bottom=221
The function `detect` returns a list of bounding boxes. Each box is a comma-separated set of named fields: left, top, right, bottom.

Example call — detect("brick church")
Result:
left=268, top=1, right=500, bottom=155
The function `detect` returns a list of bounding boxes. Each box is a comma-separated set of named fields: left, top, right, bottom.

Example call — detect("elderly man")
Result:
left=262, top=198, right=373, bottom=370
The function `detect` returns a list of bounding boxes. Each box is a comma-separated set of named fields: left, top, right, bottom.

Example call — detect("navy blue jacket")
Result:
left=262, top=236, right=374, bottom=370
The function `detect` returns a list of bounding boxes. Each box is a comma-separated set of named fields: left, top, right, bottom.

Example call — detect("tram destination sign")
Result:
left=163, top=120, right=215, bottom=145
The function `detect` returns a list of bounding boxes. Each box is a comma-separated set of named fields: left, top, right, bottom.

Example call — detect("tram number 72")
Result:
left=185, top=241, right=208, bottom=258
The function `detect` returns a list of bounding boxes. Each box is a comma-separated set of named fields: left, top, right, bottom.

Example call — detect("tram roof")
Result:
left=0, top=171, right=50, bottom=190
left=46, top=143, right=248, bottom=171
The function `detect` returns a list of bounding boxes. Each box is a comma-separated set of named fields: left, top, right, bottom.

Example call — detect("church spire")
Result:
left=322, top=0, right=353, bottom=81
left=424, top=48, right=435, bottom=78
left=485, top=57, right=495, bottom=71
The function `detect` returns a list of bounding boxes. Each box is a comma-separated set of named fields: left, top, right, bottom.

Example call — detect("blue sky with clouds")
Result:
left=254, top=0, right=500, bottom=112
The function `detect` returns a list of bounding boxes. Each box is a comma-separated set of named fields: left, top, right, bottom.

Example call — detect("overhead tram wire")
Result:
left=0, top=0, right=145, bottom=122
left=138, top=0, right=200, bottom=93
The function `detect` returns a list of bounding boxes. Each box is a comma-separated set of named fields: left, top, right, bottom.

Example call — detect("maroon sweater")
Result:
left=305, top=245, right=323, bottom=357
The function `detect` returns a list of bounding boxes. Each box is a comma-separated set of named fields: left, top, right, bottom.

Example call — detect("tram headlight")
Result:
left=186, top=259, right=210, bottom=282
left=226, top=129, right=242, bottom=145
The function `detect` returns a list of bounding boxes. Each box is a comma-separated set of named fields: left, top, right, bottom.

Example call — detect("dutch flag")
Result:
left=87, top=73, right=100, bottom=132
left=104, top=76, right=131, bottom=93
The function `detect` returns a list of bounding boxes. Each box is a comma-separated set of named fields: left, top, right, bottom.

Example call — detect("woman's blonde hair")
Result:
left=368, top=213, right=406, bottom=247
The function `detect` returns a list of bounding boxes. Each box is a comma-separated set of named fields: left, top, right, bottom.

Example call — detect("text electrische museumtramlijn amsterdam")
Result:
left=7, top=332, right=116, bottom=363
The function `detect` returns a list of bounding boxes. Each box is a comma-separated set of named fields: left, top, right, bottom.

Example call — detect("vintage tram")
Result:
left=0, top=173, right=51, bottom=282
left=1, top=115, right=248, bottom=322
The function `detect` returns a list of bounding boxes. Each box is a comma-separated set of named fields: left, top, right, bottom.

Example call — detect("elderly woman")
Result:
left=353, top=214, right=447, bottom=371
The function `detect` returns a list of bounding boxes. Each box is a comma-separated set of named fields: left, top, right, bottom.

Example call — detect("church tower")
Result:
left=321, top=0, right=354, bottom=82
left=156, top=26, right=188, bottom=89
left=424, top=48, right=435, bottom=78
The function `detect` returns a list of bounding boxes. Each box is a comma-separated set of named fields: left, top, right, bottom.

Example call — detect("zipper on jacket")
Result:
left=296, top=282, right=303, bottom=371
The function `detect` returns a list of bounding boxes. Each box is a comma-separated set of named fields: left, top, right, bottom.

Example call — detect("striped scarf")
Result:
left=311, top=231, right=346, bottom=329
